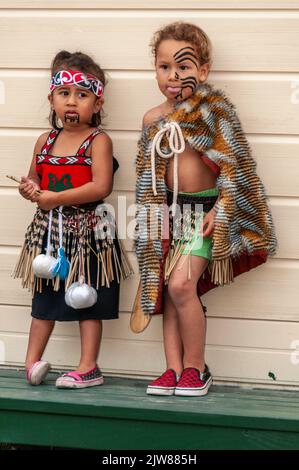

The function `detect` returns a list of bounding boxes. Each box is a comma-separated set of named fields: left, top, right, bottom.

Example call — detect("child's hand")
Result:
left=35, top=190, right=58, bottom=211
left=19, top=176, right=40, bottom=201
left=200, top=207, right=217, bottom=238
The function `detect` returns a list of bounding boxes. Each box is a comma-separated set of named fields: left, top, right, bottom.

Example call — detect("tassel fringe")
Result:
left=209, top=257, right=234, bottom=285
left=13, top=207, right=134, bottom=295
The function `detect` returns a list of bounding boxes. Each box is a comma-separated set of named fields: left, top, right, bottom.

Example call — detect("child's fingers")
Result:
left=20, top=178, right=39, bottom=190
left=20, top=182, right=33, bottom=190
left=21, top=176, right=36, bottom=185
left=19, top=187, right=29, bottom=197
left=199, top=214, right=212, bottom=237
left=27, top=187, right=38, bottom=198
left=22, top=183, right=37, bottom=194
left=22, top=187, right=34, bottom=197
left=203, top=220, right=214, bottom=237
left=33, top=192, right=42, bottom=203
left=199, top=215, right=207, bottom=235
left=30, top=194, right=39, bottom=203
left=19, top=183, right=38, bottom=200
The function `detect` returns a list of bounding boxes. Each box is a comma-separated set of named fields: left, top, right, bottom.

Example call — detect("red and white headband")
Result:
left=50, top=69, right=104, bottom=98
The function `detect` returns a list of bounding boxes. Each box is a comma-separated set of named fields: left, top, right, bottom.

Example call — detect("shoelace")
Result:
left=151, top=121, right=185, bottom=215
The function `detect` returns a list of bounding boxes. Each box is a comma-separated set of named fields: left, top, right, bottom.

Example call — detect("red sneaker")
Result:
left=146, top=369, right=178, bottom=396
left=175, top=365, right=212, bottom=396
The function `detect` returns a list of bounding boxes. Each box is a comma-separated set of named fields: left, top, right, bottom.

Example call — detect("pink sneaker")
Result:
left=146, top=369, right=179, bottom=396
left=55, top=366, right=104, bottom=389
left=175, top=366, right=212, bottom=397
left=26, top=360, right=51, bottom=385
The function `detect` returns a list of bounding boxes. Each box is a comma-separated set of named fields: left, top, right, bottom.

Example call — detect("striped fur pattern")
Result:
left=135, top=83, right=277, bottom=316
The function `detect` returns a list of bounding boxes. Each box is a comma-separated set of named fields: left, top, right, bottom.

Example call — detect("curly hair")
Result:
left=150, top=22, right=212, bottom=67
left=49, top=50, right=106, bottom=129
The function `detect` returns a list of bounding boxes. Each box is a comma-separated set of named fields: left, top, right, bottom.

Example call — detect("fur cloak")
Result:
left=134, top=83, right=277, bottom=317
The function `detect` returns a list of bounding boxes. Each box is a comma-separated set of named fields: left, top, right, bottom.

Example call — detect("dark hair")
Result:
left=151, top=22, right=212, bottom=67
left=49, top=50, right=106, bottom=129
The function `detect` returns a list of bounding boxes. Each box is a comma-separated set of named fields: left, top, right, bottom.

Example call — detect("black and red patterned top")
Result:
left=36, top=128, right=119, bottom=192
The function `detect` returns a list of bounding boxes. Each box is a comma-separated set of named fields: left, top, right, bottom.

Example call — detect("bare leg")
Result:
left=25, top=318, right=55, bottom=369
left=167, top=255, right=209, bottom=373
left=163, top=289, right=184, bottom=376
left=77, top=320, right=102, bottom=373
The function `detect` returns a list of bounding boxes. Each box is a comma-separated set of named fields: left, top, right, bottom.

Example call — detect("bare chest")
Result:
left=165, top=143, right=217, bottom=192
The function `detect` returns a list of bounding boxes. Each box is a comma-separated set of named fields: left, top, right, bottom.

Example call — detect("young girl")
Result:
left=15, top=50, right=132, bottom=389
left=132, top=23, right=277, bottom=396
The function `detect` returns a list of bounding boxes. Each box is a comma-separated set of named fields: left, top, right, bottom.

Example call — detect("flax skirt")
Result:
left=31, top=230, right=120, bottom=322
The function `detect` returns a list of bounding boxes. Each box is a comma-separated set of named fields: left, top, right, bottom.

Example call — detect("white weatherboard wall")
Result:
left=0, top=1, right=299, bottom=387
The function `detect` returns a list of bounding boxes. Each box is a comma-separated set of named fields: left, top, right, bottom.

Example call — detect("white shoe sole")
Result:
left=146, top=386, right=175, bottom=396
left=174, top=377, right=213, bottom=396
left=28, top=361, right=51, bottom=386
left=56, top=376, right=104, bottom=389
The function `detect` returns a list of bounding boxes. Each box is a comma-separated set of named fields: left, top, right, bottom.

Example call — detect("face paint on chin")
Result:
left=173, top=72, right=198, bottom=101
left=64, top=112, right=80, bottom=124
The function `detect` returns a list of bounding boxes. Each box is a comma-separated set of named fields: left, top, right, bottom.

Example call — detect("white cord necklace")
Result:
left=151, top=121, right=185, bottom=215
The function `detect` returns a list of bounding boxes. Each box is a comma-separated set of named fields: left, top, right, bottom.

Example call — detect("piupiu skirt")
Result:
left=14, top=204, right=133, bottom=322
left=31, top=230, right=121, bottom=321
left=171, top=187, right=219, bottom=261
left=164, top=187, right=219, bottom=282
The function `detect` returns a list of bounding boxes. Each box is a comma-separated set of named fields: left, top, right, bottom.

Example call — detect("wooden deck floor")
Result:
left=1, top=369, right=299, bottom=450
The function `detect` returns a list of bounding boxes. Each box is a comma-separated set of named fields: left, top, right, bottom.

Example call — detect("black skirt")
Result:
left=31, top=230, right=120, bottom=322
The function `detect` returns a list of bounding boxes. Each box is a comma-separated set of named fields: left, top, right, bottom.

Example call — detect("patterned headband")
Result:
left=50, top=69, right=104, bottom=98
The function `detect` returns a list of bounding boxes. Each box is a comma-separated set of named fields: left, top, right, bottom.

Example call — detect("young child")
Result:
left=133, top=22, right=277, bottom=396
left=15, top=50, right=132, bottom=389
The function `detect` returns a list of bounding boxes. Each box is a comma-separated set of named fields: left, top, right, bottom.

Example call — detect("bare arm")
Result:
left=19, top=132, right=48, bottom=200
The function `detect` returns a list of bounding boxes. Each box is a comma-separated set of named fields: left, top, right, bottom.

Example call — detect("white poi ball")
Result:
left=32, top=254, right=57, bottom=279
left=65, top=277, right=97, bottom=309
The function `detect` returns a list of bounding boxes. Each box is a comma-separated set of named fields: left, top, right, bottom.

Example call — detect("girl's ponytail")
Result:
left=51, top=50, right=72, bottom=73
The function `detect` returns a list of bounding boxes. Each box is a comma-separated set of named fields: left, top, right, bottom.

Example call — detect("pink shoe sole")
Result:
left=55, top=367, right=104, bottom=389
left=26, top=360, right=51, bottom=385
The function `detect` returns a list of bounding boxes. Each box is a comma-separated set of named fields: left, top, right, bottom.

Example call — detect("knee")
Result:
left=168, top=277, right=196, bottom=306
